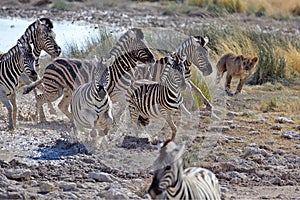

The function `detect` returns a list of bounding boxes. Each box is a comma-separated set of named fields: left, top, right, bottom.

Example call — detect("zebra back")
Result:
left=18, top=18, right=61, bottom=70
left=149, top=141, right=221, bottom=200
left=106, top=28, right=155, bottom=98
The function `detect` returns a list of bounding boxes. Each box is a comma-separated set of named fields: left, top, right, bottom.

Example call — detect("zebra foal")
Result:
left=148, top=140, right=221, bottom=200
left=125, top=53, right=186, bottom=141
left=0, top=40, right=37, bottom=130
left=70, top=58, right=113, bottom=142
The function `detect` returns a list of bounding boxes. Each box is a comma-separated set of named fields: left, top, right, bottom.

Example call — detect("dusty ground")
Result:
left=0, top=1, right=300, bottom=200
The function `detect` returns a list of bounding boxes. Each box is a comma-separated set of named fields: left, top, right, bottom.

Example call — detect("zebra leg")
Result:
left=58, top=89, right=73, bottom=121
left=9, top=93, right=17, bottom=128
left=0, top=89, right=14, bottom=130
left=165, top=114, right=177, bottom=141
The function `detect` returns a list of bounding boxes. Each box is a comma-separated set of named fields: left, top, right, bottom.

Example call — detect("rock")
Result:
left=296, top=125, right=300, bottom=131
left=265, top=140, right=274, bottom=145
left=89, top=172, right=114, bottom=182
left=296, top=144, right=300, bottom=149
left=270, top=125, right=282, bottom=130
left=209, top=126, right=230, bottom=132
left=39, top=181, right=56, bottom=193
left=98, top=188, right=131, bottom=200
left=0, top=173, right=9, bottom=187
left=227, top=111, right=239, bottom=117
left=282, top=131, right=300, bottom=140
left=249, top=130, right=260, bottom=135
left=58, top=181, right=77, bottom=191
left=256, top=118, right=266, bottom=123
left=4, top=168, right=31, bottom=181
left=275, top=117, right=294, bottom=124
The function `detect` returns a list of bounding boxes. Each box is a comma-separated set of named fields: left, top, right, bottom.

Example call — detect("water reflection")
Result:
left=0, top=17, right=100, bottom=55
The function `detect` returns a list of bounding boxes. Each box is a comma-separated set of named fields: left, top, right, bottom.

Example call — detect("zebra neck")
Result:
left=176, top=41, right=196, bottom=64
left=167, top=165, right=185, bottom=198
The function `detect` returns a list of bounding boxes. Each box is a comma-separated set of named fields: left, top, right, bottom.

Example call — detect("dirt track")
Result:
left=0, top=1, right=299, bottom=199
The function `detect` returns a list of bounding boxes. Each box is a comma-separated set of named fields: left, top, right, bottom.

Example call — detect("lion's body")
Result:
left=216, top=53, right=258, bottom=95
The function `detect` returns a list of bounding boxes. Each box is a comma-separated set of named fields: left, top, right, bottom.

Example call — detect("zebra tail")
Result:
left=22, top=79, right=43, bottom=94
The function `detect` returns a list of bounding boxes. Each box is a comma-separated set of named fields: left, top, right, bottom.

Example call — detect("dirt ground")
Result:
left=0, top=1, right=299, bottom=200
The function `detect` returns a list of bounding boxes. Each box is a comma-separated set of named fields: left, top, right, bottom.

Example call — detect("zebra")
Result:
left=125, top=53, right=186, bottom=141
left=148, top=140, right=221, bottom=200
left=17, top=18, right=61, bottom=115
left=23, top=28, right=155, bottom=123
left=71, top=58, right=113, bottom=143
left=0, top=40, right=37, bottom=130
left=135, top=35, right=213, bottom=111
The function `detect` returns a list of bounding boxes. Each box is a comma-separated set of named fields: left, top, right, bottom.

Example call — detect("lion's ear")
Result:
left=252, top=57, right=258, bottom=63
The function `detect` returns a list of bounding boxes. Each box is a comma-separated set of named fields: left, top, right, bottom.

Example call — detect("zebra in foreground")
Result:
left=0, top=40, right=37, bottom=130
left=23, top=28, right=154, bottom=123
left=125, top=53, right=186, bottom=141
left=148, top=140, right=221, bottom=200
left=71, top=58, right=113, bottom=143
left=135, top=35, right=213, bottom=111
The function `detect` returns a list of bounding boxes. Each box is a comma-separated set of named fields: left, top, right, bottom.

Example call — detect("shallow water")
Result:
left=0, top=17, right=100, bottom=54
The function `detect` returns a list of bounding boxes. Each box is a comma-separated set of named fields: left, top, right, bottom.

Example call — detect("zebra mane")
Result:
left=0, top=41, right=23, bottom=61
left=39, top=17, right=54, bottom=29
left=152, top=141, right=185, bottom=170
left=109, top=28, right=144, bottom=57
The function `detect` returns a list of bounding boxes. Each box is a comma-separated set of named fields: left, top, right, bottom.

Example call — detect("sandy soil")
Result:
left=0, top=1, right=299, bottom=199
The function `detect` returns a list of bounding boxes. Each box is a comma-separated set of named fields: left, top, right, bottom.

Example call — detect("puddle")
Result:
left=0, top=17, right=101, bottom=55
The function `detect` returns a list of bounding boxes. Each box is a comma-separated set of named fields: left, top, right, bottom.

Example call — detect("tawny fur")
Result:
left=216, top=52, right=258, bottom=95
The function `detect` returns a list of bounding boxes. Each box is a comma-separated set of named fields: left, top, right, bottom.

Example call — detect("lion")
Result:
left=216, top=52, right=258, bottom=96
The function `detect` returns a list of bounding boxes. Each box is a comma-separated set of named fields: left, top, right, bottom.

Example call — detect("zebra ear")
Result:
left=203, top=36, right=209, bottom=47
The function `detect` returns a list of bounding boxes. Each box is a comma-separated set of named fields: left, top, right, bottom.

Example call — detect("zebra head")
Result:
left=188, top=35, right=212, bottom=76
left=93, top=58, right=111, bottom=99
left=17, top=40, right=38, bottom=81
left=125, top=28, right=155, bottom=64
left=35, top=18, right=61, bottom=58
left=149, top=141, right=185, bottom=199
left=171, top=53, right=187, bottom=90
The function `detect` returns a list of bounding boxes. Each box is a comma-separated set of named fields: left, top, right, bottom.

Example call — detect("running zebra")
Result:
left=17, top=18, right=61, bottom=115
left=23, top=28, right=154, bottom=122
left=0, top=40, right=37, bottom=130
left=148, top=140, right=221, bottom=200
left=135, top=35, right=213, bottom=111
left=71, top=58, right=113, bottom=141
left=125, top=53, right=186, bottom=141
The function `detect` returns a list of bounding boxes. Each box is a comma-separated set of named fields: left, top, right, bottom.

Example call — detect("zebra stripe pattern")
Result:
left=0, top=40, right=37, bottom=130
left=71, top=58, right=113, bottom=140
left=23, top=28, right=154, bottom=123
left=125, top=53, right=186, bottom=141
left=18, top=17, right=61, bottom=71
left=148, top=141, right=221, bottom=200
left=134, top=35, right=213, bottom=111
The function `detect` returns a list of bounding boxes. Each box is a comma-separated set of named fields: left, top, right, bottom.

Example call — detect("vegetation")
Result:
left=185, top=24, right=300, bottom=85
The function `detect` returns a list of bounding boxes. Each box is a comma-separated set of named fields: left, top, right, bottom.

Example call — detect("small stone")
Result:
left=227, top=111, right=239, bottom=117
left=249, top=130, right=260, bottom=135
left=58, top=181, right=77, bottom=191
left=4, top=169, right=31, bottom=181
left=209, top=126, right=230, bottom=132
left=296, top=144, right=300, bottom=149
left=296, top=125, right=300, bottom=131
left=270, top=125, right=282, bottom=130
left=256, top=118, right=266, bottom=123
left=276, top=193, right=285, bottom=199
left=89, top=172, right=114, bottom=182
left=275, top=117, right=294, bottom=124
left=282, top=131, right=300, bottom=140
left=39, top=181, right=56, bottom=193
left=265, top=140, right=274, bottom=145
